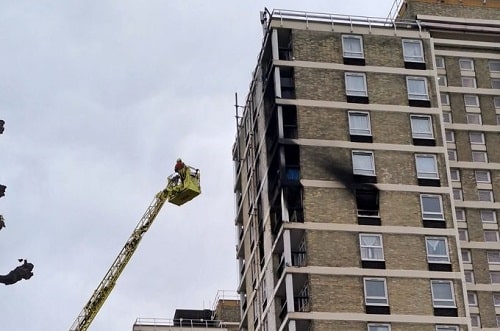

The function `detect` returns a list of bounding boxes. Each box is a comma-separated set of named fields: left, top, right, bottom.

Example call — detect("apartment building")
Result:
left=233, top=1, right=500, bottom=330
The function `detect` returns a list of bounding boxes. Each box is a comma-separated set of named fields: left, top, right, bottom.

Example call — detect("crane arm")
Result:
left=69, top=190, right=169, bottom=331
left=69, top=165, right=201, bottom=331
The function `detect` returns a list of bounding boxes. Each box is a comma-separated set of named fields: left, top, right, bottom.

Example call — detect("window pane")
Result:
left=472, top=151, right=487, bottom=162
left=411, top=115, right=433, bottom=138
left=492, top=79, right=500, bottom=89
left=462, top=250, right=471, bottom=263
left=353, top=152, right=375, bottom=176
left=484, top=231, right=499, bottom=242
left=342, top=35, right=363, bottom=58
left=431, top=281, right=455, bottom=307
left=471, top=314, right=481, bottom=327
left=421, top=195, right=443, bottom=219
left=426, top=237, right=449, bottom=262
left=464, top=95, right=479, bottom=107
left=462, top=77, right=476, bottom=88
left=436, top=327, right=458, bottom=331
left=435, top=56, right=445, bottom=69
left=496, top=97, right=500, bottom=109
left=345, top=73, right=367, bottom=96
left=360, top=234, right=384, bottom=260
left=455, top=209, right=465, bottom=221
left=349, top=112, right=371, bottom=135
left=459, top=58, right=474, bottom=71
left=488, top=251, right=500, bottom=264
left=469, top=132, right=485, bottom=144
left=493, top=293, right=500, bottom=306
left=437, top=75, right=447, bottom=86
left=450, top=169, right=459, bottom=181
left=490, top=61, right=500, bottom=72
left=466, top=113, right=482, bottom=125
left=481, top=210, right=497, bottom=223
left=368, top=325, right=390, bottom=331
left=468, top=292, right=477, bottom=306
left=492, top=272, right=500, bottom=284
left=440, top=93, right=449, bottom=105
left=447, top=149, right=457, bottom=161
left=407, top=77, right=428, bottom=100
left=442, top=112, right=452, bottom=123
left=475, top=170, right=491, bottom=183
left=445, top=130, right=454, bottom=142
left=478, top=190, right=493, bottom=202
left=416, top=155, right=438, bottom=178
left=364, top=279, right=388, bottom=305
left=464, top=271, right=474, bottom=283
left=403, top=40, right=424, bottom=62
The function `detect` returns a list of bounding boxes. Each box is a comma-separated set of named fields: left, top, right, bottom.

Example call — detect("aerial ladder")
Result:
left=69, top=160, right=201, bottom=331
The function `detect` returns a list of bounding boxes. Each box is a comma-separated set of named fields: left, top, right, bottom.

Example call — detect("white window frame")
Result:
left=435, top=56, right=445, bottom=69
left=462, top=249, right=472, bottom=263
left=352, top=151, right=376, bottom=176
left=455, top=209, right=466, bottom=222
left=342, top=35, right=364, bottom=59
left=492, top=78, right=500, bottom=89
left=481, top=210, right=497, bottom=223
left=464, top=270, right=474, bottom=283
left=445, top=130, right=455, bottom=143
left=472, top=151, right=488, bottom=163
left=420, top=194, right=444, bottom=220
left=493, top=293, right=500, bottom=307
left=497, top=114, right=500, bottom=126
left=442, top=112, right=452, bottom=123
left=461, top=77, right=477, bottom=88
left=459, top=58, right=474, bottom=71
left=435, top=327, right=458, bottom=331
left=345, top=72, right=368, bottom=97
left=490, top=60, right=500, bottom=72
left=363, top=278, right=389, bottom=306
left=492, top=271, right=500, bottom=284
left=484, top=230, right=500, bottom=242
left=475, top=170, right=491, bottom=183
left=410, top=115, right=434, bottom=139
left=431, top=280, right=456, bottom=308
left=453, top=188, right=463, bottom=201
left=458, top=229, right=468, bottom=242
left=470, top=314, right=481, bottom=328
left=348, top=111, right=371, bottom=136
left=402, top=39, right=424, bottom=63
left=359, top=233, right=384, bottom=261
left=368, top=324, right=391, bottom=331
left=468, top=291, right=478, bottom=306
left=466, top=113, right=482, bottom=125
left=495, top=97, right=500, bottom=109
left=464, top=95, right=479, bottom=107
left=478, top=190, right=494, bottom=202
left=447, top=149, right=457, bottom=161
left=437, top=75, right=447, bottom=87
left=406, top=76, right=429, bottom=100
left=440, top=93, right=450, bottom=106
left=488, top=251, right=500, bottom=264
left=425, top=237, right=450, bottom=263
left=450, top=168, right=460, bottom=182
left=469, top=132, right=485, bottom=145
left=415, top=154, right=439, bottom=179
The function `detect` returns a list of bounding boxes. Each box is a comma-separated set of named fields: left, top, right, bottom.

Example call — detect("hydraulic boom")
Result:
left=69, top=163, right=200, bottom=331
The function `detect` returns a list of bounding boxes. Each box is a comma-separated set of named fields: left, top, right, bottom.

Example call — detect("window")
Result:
left=352, top=151, right=375, bottom=176
left=459, top=58, right=474, bottom=71
left=450, top=169, right=460, bottom=181
left=453, top=189, right=463, bottom=201
left=455, top=209, right=466, bottom=222
left=447, top=149, right=457, bottom=161
left=462, top=249, right=472, bottom=263
left=442, top=112, right=452, bottom=123
left=360, top=234, right=384, bottom=261
left=493, top=293, right=500, bottom=306
left=342, top=35, right=364, bottom=58
left=440, top=93, right=449, bottom=106
left=481, top=210, right=497, bottom=223
left=488, top=251, right=500, bottom=264
left=468, top=292, right=478, bottom=306
left=348, top=111, right=371, bottom=136
left=421, top=195, right=444, bottom=220
left=368, top=324, right=390, bottom=331
left=497, top=316, right=500, bottom=328
left=410, top=115, right=433, bottom=139
left=464, top=270, right=474, bottom=283
left=464, top=95, right=479, bottom=107
left=437, top=75, right=447, bottom=87
left=458, top=229, right=468, bottom=242
left=492, top=79, right=500, bottom=89
left=364, top=278, right=388, bottom=305
left=466, top=113, right=482, bottom=125
left=415, top=154, right=438, bottom=178
left=435, top=56, right=445, bottom=69
left=445, top=130, right=454, bottom=143
left=426, top=237, right=450, bottom=263
left=478, top=190, right=493, bottom=202
left=462, top=77, right=477, bottom=88
left=475, top=170, right=491, bottom=183
left=490, top=60, right=500, bottom=72
left=469, top=132, right=485, bottom=144
left=492, top=272, right=500, bottom=284
left=435, top=327, right=458, bottom=331
left=470, top=314, right=481, bottom=328
left=402, top=39, right=424, bottom=62
left=497, top=114, right=500, bottom=125
left=472, top=151, right=488, bottom=162
left=345, top=73, right=368, bottom=96
left=496, top=97, right=500, bottom=109
left=484, top=230, right=499, bottom=242
left=407, top=77, right=429, bottom=100
left=431, top=280, right=455, bottom=307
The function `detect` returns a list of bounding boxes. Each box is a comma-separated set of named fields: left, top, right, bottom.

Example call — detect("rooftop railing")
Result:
left=134, top=318, right=224, bottom=328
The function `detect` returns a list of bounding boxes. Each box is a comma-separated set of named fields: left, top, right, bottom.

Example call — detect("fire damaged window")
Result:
left=284, top=145, right=300, bottom=184
left=356, top=185, right=380, bottom=226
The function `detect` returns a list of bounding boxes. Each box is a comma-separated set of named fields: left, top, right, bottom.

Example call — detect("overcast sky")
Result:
left=1, top=1, right=395, bottom=330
